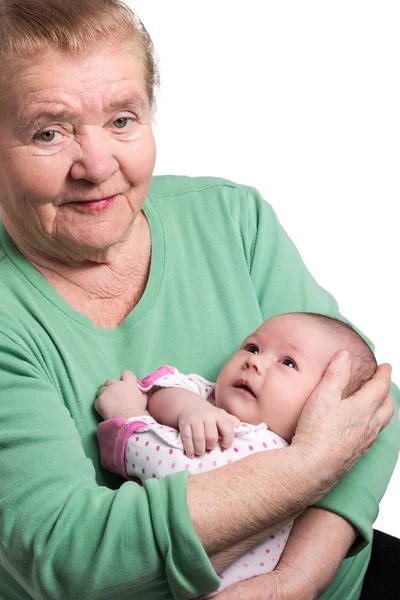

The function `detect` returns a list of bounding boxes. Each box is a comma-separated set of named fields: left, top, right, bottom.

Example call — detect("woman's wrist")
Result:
left=271, top=568, right=319, bottom=600
left=282, top=443, right=338, bottom=506
left=289, top=430, right=360, bottom=504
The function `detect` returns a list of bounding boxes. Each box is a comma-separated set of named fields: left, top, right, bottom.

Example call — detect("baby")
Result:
left=96, top=312, right=377, bottom=596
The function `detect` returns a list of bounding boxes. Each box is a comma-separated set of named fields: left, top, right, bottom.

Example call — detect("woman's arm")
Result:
left=0, top=317, right=391, bottom=600
left=211, top=508, right=357, bottom=599
left=0, top=329, right=220, bottom=600
left=246, top=187, right=400, bottom=549
left=272, top=508, right=357, bottom=598
left=241, top=186, right=400, bottom=595
left=189, top=353, right=393, bottom=572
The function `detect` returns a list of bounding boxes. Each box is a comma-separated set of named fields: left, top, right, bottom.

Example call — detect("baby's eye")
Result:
left=280, top=358, right=298, bottom=370
left=244, top=344, right=259, bottom=355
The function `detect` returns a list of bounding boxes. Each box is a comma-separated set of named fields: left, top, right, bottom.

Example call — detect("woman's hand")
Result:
left=95, top=370, right=149, bottom=420
left=188, top=350, right=393, bottom=572
left=292, top=349, right=393, bottom=494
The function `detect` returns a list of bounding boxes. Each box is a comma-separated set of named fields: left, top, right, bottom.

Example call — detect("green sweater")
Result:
left=0, top=176, right=398, bottom=600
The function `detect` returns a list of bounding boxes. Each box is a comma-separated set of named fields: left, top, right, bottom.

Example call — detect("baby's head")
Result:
left=215, top=312, right=377, bottom=442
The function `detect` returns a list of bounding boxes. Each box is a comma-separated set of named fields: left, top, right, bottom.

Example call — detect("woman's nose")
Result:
left=70, top=134, right=119, bottom=184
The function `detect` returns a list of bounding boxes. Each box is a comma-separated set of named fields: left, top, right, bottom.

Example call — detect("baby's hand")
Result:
left=178, top=405, right=240, bottom=458
left=95, top=370, right=148, bottom=421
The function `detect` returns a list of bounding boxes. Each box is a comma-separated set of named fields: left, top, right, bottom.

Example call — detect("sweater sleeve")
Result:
left=243, top=186, right=400, bottom=553
left=0, top=326, right=220, bottom=600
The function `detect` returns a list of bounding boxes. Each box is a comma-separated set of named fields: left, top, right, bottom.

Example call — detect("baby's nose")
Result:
left=246, top=354, right=262, bottom=374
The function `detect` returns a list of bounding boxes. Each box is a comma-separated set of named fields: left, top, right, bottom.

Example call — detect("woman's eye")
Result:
left=113, top=117, right=133, bottom=129
left=244, top=344, right=259, bottom=355
left=38, top=131, right=57, bottom=142
left=281, top=358, right=297, bottom=370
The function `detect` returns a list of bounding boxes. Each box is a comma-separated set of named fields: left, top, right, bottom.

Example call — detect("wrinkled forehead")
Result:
left=1, top=43, right=149, bottom=121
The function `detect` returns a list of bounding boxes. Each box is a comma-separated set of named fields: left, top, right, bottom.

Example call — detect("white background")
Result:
left=127, top=1, right=399, bottom=537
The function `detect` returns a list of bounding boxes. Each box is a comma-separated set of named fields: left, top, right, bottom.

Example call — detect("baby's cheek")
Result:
left=222, top=395, right=258, bottom=425
left=270, top=397, right=305, bottom=441
left=215, top=391, right=237, bottom=414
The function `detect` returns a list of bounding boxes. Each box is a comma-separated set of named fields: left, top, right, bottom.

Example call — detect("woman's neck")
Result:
left=28, top=213, right=152, bottom=328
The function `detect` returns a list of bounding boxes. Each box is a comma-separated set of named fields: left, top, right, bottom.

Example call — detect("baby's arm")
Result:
left=95, top=370, right=149, bottom=420
left=95, top=367, right=239, bottom=458
left=149, top=388, right=239, bottom=458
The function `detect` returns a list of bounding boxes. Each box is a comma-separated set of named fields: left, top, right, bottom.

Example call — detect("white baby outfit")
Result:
left=99, top=366, right=292, bottom=598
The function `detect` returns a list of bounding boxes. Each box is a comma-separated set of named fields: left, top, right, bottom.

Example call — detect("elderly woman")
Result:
left=0, top=1, right=398, bottom=599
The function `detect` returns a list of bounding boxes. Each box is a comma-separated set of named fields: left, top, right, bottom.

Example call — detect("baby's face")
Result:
left=215, top=313, right=344, bottom=442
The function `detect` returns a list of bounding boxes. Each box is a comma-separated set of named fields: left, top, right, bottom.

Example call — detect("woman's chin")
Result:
left=58, top=223, right=132, bottom=262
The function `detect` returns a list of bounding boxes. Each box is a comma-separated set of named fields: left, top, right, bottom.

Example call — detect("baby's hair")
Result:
left=299, top=312, right=377, bottom=397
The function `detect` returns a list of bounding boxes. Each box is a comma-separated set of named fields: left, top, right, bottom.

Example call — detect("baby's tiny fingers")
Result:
left=191, top=422, right=206, bottom=456
left=180, top=424, right=195, bottom=459
left=227, top=414, right=241, bottom=428
left=204, top=421, right=219, bottom=450
left=104, top=378, right=119, bottom=386
left=120, top=370, right=137, bottom=383
left=218, top=419, right=235, bottom=449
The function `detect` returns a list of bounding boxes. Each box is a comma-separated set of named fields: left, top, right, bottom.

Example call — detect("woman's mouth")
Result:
left=66, top=195, right=118, bottom=212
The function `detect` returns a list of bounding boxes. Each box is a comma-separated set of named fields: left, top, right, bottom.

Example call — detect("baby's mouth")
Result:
left=233, top=379, right=256, bottom=399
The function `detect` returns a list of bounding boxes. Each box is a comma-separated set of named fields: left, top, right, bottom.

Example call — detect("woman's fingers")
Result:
left=375, top=394, right=395, bottom=433
left=309, top=349, right=352, bottom=403
left=294, top=350, right=353, bottom=446
left=380, top=391, right=395, bottom=426
left=349, top=363, right=392, bottom=412
left=294, top=351, right=393, bottom=487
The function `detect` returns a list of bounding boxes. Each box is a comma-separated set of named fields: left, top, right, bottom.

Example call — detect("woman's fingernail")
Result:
left=337, top=350, right=350, bottom=361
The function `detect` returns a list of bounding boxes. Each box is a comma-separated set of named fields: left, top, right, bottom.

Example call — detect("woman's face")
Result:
left=0, top=44, right=156, bottom=263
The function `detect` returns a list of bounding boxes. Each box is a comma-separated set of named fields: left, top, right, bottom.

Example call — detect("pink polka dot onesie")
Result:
left=97, top=366, right=293, bottom=598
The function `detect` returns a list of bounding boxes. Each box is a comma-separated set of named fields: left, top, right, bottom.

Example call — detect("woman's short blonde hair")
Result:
left=0, top=0, right=159, bottom=113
